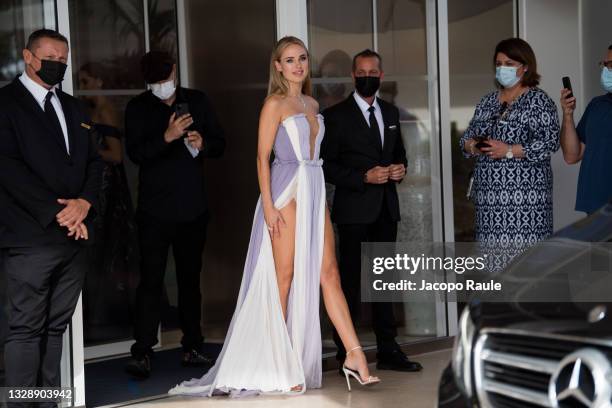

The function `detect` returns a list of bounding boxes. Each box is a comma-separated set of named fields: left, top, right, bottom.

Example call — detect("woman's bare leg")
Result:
left=270, top=200, right=302, bottom=391
left=320, top=207, right=378, bottom=382
left=271, top=200, right=296, bottom=320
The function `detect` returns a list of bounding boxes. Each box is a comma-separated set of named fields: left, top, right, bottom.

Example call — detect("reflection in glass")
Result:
left=69, top=0, right=148, bottom=347
left=0, top=0, right=47, bottom=83
left=448, top=0, right=515, bottom=242
left=69, top=0, right=146, bottom=91
left=77, top=64, right=139, bottom=347
left=148, top=0, right=178, bottom=59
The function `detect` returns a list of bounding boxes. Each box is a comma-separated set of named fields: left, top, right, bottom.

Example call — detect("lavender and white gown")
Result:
left=168, top=113, right=326, bottom=397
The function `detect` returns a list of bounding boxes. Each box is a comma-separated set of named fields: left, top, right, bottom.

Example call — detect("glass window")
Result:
left=68, top=0, right=147, bottom=349
left=148, top=0, right=178, bottom=60
left=0, top=0, right=54, bottom=85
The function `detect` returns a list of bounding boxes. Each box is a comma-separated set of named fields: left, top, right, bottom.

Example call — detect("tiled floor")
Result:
left=125, top=349, right=451, bottom=408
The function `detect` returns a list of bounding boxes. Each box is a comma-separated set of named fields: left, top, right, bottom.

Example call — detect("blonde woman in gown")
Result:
left=169, top=36, right=379, bottom=397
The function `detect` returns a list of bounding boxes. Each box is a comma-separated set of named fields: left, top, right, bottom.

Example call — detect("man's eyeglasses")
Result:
left=599, top=60, right=612, bottom=70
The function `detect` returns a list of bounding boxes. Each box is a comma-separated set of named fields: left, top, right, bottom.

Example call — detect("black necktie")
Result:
left=44, top=91, right=66, bottom=150
left=368, top=106, right=382, bottom=150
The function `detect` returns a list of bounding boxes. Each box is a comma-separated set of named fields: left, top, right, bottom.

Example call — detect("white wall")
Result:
left=519, top=0, right=583, bottom=231
left=581, top=0, right=612, bottom=102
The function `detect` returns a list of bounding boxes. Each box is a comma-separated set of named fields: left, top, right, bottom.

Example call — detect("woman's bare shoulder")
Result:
left=261, top=94, right=287, bottom=122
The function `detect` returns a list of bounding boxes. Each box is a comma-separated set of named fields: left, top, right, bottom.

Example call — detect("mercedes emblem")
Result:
left=549, top=348, right=611, bottom=407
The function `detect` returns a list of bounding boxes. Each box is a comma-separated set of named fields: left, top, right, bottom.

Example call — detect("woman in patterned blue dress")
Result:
left=461, top=38, right=560, bottom=271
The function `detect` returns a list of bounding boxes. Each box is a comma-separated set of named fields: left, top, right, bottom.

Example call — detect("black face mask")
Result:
left=33, top=56, right=67, bottom=86
left=355, top=76, right=380, bottom=98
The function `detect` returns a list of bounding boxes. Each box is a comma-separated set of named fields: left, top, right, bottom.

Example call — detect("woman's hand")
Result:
left=264, top=204, right=286, bottom=240
left=479, top=139, right=510, bottom=160
left=465, top=138, right=483, bottom=155
left=560, top=89, right=576, bottom=117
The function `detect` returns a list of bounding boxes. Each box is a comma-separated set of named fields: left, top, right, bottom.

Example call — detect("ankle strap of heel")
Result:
left=347, top=346, right=362, bottom=356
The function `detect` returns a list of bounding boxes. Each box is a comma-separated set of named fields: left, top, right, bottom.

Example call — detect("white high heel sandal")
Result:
left=342, top=346, right=381, bottom=391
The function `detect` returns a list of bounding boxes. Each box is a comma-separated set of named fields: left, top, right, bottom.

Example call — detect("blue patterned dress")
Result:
left=460, top=88, right=560, bottom=271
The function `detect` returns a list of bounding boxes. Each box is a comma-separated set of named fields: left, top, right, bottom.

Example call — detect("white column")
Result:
left=433, top=0, right=457, bottom=337
left=143, top=0, right=151, bottom=52
left=275, top=0, right=308, bottom=46
left=580, top=0, right=612, bottom=102
left=519, top=0, right=582, bottom=231
left=42, top=0, right=56, bottom=29
left=56, top=0, right=86, bottom=405
left=176, top=0, right=191, bottom=87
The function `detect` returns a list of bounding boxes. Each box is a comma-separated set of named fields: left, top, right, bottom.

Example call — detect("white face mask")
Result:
left=150, top=79, right=176, bottom=100
left=496, top=65, right=522, bottom=88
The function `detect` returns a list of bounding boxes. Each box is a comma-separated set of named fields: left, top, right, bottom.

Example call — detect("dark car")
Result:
left=438, top=203, right=612, bottom=408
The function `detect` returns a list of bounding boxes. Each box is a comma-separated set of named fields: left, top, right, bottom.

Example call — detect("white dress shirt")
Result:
left=183, top=138, right=200, bottom=158
left=353, top=91, right=384, bottom=146
left=19, top=72, right=70, bottom=154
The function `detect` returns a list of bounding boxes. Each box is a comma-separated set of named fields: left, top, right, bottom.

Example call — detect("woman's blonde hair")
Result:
left=267, top=36, right=312, bottom=97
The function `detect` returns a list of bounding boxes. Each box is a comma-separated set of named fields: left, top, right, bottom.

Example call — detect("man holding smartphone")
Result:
left=124, top=51, right=225, bottom=377
left=560, top=44, right=612, bottom=214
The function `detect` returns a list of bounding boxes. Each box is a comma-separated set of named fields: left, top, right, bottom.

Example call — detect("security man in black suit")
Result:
left=0, top=29, right=103, bottom=402
left=321, top=49, right=422, bottom=372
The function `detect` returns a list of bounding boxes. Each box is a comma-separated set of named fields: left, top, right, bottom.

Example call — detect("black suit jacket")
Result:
left=125, top=87, right=225, bottom=222
left=321, top=95, right=407, bottom=224
left=0, top=78, right=103, bottom=247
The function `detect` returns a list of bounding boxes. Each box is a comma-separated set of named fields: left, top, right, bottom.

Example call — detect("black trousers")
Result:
left=333, top=200, right=399, bottom=358
left=3, top=244, right=86, bottom=408
left=131, top=211, right=208, bottom=358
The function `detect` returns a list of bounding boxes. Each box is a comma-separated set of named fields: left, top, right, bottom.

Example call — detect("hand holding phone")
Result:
left=560, top=77, right=576, bottom=115
left=562, top=76, right=573, bottom=99
left=175, top=102, right=190, bottom=118
left=473, top=136, right=491, bottom=149
left=174, top=103, right=192, bottom=137
left=164, top=111, right=193, bottom=143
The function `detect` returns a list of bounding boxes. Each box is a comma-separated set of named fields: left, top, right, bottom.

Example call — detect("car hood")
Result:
left=470, top=202, right=612, bottom=339
left=473, top=301, right=612, bottom=338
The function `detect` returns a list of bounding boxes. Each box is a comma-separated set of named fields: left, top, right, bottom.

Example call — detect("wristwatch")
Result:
left=505, top=144, right=514, bottom=159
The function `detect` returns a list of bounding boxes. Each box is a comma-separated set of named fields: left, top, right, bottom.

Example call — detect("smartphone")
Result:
left=174, top=103, right=192, bottom=137
left=175, top=102, right=190, bottom=117
left=562, top=76, right=573, bottom=99
left=474, top=136, right=491, bottom=149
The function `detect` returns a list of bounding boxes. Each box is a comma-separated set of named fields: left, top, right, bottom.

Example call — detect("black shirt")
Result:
left=125, top=87, right=225, bottom=221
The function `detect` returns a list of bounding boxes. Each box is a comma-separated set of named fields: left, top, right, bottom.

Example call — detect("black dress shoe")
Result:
left=376, top=350, right=423, bottom=372
left=182, top=349, right=214, bottom=367
left=125, top=355, right=151, bottom=378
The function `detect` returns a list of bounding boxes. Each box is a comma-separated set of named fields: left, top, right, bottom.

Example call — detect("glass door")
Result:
left=66, top=0, right=180, bottom=361
left=311, top=0, right=449, bottom=347
left=68, top=0, right=147, bottom=360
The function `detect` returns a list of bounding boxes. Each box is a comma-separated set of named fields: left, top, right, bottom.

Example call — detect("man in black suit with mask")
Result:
left=124, top=51, right=225, bottom=378
left=321, top=49, right=422, bottom=372
left=0, top=29, right=102, bottom=402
